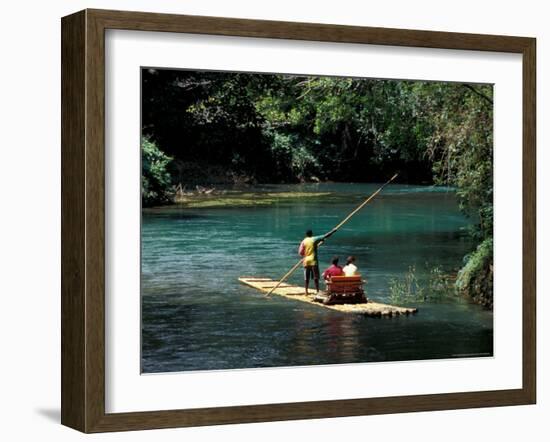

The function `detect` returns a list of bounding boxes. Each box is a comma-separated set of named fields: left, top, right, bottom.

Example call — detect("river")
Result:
left=141, top=183, right=493, bottom=373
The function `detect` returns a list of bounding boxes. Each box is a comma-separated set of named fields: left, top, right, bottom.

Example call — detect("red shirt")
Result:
left=323, top=264, right=344, bottom=280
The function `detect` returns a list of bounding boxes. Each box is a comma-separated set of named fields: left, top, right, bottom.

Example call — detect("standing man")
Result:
left=298, top=228, right=337, bottom=295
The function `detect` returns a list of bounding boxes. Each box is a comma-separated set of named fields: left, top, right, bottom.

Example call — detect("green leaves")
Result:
left=419, top=83, right=494, bottom=240
left=141, top=136, right=173, bottom=207
left=455, top=238, right=493, bottom=308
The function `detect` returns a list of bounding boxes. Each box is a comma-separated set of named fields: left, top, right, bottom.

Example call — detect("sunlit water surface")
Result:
left=141, top=183, right=493, bottom=373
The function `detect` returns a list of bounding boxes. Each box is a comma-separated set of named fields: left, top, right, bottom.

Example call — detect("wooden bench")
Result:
left=318, top=275, right=367, bottom=305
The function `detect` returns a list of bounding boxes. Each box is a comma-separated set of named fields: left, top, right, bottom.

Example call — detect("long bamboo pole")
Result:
left=265, top=173, right=398, bottom=297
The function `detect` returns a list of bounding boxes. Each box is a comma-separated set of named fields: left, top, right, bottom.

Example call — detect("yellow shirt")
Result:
left=300, top=235, right=323, bottom=267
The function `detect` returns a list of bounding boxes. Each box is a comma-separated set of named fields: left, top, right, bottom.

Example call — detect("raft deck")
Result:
left=238, top=277, right=418, bottom=317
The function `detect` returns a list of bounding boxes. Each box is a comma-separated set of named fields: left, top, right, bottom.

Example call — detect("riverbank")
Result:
left=171, top=187, right=333, bottom=208
left=147, top=181, right=450, bottom=209
left=456, top=238, right=494, bottom=309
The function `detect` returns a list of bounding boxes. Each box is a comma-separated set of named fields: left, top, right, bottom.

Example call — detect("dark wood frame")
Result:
left=61, top=8, right=536, bottom=433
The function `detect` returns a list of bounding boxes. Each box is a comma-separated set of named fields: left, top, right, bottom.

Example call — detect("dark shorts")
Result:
left=304, top=265, right=320, bottom=281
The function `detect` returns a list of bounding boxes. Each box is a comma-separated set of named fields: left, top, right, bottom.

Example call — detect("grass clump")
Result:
left=388, top=264, right=455, bottom=305
left=388, top=266, right=425, bottom=305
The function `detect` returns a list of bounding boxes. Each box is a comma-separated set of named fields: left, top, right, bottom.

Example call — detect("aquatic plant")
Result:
left=388, top=265, right=455, bottom=305
left=388, top=266, right=425, bottom=304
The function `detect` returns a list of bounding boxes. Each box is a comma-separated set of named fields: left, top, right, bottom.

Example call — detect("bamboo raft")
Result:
left=239, top=277, right=418, bottom=317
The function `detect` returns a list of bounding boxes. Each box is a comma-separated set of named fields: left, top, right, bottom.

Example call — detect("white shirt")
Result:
left=342, top=263, right=358, bottom=276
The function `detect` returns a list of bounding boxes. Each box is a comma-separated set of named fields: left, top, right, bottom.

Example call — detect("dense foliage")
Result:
left=141, top=136, right=173, bottom=206
left=141, top=69, right=493, bottom=306
left=456, top=238, right=494, bottom=308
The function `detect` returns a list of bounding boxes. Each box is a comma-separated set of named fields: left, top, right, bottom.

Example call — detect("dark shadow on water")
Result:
left=35, top=408, right=60, bottom=423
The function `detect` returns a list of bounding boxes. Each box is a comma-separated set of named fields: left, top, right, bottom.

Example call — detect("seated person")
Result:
left=322, top=256, right=344, bottom=281
left=342, top=256, right=359, bottom=276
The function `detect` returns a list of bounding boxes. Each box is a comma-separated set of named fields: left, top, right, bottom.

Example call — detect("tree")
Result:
left=141, top=136, right=173, bottom=207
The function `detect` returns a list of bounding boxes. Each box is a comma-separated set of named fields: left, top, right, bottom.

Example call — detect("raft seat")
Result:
left=324, top=275, right=367, bottom=305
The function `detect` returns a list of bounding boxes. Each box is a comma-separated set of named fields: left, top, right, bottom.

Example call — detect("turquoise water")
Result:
left=141, top=183, right=493, bottom=373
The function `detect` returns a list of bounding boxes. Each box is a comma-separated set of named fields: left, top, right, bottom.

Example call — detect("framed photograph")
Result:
left=61, top=9, right=536, bottom=433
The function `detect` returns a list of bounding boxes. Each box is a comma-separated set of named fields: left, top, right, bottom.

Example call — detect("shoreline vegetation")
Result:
left=172, top=184, right=333, bottom=208
left=141, top=70, right=493, bottom=309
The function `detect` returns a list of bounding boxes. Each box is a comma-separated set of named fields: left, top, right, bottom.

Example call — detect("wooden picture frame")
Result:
left=61, top=8, right=536, bottom=433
